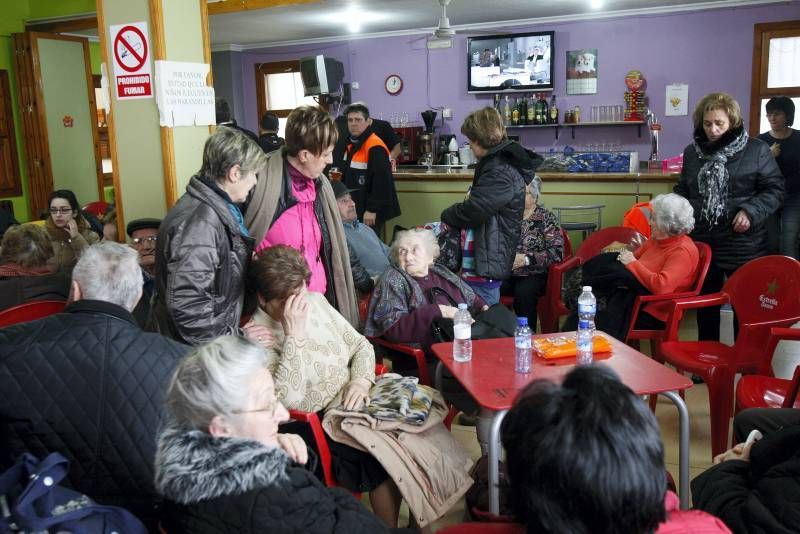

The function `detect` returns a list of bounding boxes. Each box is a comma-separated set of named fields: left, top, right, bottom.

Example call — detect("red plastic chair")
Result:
left=660, top=255, right=800, bottom=457
left=82, top=201, right=110, bottom=218
left=624, top=241, right=712, bottom=411
left=735, top=326, right=800, bottom=413
left=369, top=336, right=431, bottom=386
left=539, top=226, right=643, bottom=333
left=0, top=300, right=67, bottom=328
left=436, top=523, right=525, bottom=534
left=287, top=363, right=387, bottom=490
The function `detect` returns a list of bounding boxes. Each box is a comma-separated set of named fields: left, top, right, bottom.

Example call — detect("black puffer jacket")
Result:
left=151, top=175, right=254, bottom=345
left=0, top=300, right=188, bottom=527
left=155, top=426, right=390, bottom=534
left=691, top=423, right=800, bottom=534
left=441, top=140, right=542, bottom=280
left=675, top=128, right=784, bottom=271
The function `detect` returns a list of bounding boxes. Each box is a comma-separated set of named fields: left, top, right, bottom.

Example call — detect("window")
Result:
left=749, top=21, right=800, bottom=135
left=255, top=61, right=318, bottom=137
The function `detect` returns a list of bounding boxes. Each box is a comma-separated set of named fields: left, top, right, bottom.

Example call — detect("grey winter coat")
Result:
left=675, top=131, right=784, bottom=271
left=151, top=176, right=253, bottom=345
left=155, top=426, right=390, bottom=533
left=441, top=140, right=542, bottom=280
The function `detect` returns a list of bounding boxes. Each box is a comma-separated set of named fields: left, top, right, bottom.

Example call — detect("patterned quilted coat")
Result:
left=0, top=299, right=188, bottom=527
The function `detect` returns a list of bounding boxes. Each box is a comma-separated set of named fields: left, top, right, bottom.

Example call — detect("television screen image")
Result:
left=467, top=31, right=554, bottom=93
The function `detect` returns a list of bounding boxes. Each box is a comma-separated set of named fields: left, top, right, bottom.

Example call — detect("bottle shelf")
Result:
left=503, top=121, right=645, bottom=140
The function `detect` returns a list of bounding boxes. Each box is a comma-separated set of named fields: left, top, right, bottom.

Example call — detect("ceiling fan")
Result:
left=428, top=0, right=456, bottom=49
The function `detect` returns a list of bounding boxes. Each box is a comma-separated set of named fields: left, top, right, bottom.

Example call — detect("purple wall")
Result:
left=226, top=2, right=800, bottom=160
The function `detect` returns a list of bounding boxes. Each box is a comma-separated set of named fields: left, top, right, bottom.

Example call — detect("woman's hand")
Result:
left=712, top=441, right=753, bottom=464
left=363, top=211, right=377, bottom=226
left=66, top=219, right=80, bottom=238
left=732, top=210, right=751, bottom=233
left=342, top=378, right=371, bottom=411
left=438, top=304, right=458, bottom=319
left=512, top=253, right=527, bottom=270
left=617, top=249, right=636, bottom=265
left=277, top=433, right=308, bottom=465
left=281, top=293, right=309, bottom=338
left=770, top=142, right=781, bottom=158
left=242, top=320, right=275, bottom=349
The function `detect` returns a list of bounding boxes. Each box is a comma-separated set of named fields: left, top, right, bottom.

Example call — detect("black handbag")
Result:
left=429, top=286, right=518, bottom=342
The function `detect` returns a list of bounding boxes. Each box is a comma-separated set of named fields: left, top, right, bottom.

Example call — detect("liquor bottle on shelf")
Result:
left=526, top=94, right=535, bottom=124
left=539, top=94, right=550, bottom=125
left=549, top=94, right=558, bottom=124
left=493, top=93, right=501, bottom=113
left=519, top=96, right=527, bottom=125
left=502, top=95, right=511, bottom=126
left=511, top=97, right=520, bottom=125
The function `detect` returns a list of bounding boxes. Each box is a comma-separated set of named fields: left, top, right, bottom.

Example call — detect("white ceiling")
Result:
left=208, top=0, right=784, bottom=49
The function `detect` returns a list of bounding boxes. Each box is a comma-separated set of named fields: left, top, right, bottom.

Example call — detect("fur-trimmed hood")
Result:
left=154, top=425, right=290, bottom=504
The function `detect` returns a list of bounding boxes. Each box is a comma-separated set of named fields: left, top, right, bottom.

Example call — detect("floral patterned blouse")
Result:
left=513, top=204, right=564, bottom=276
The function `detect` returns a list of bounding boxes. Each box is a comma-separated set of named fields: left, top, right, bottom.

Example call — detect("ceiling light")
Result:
left=590, top=0, right=604, bottom=9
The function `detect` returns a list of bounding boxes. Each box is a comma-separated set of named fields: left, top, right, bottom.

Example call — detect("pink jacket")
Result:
left=656, top=491, right=731, bottom=533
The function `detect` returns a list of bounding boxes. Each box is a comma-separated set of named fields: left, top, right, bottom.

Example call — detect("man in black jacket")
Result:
left=0, top=242, right=188, bottom=529
left=691, top=409, right=800, bottom=533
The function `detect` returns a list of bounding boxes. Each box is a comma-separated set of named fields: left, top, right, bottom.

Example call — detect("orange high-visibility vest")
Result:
left=346, top=133, right=389, bottom=175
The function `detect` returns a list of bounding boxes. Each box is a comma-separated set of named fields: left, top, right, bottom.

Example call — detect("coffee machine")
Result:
left=394, top=126, right=423, bottom=165
left=418, top=110, right=438, bottom=167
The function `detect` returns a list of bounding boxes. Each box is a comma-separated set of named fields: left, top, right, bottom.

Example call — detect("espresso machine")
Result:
left=394, top=126, right=423, bottom=164
left=419, top=110, right=438, bottom=167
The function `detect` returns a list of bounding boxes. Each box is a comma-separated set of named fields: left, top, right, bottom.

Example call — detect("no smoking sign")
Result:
left=110, top=22, right=152, bottom=99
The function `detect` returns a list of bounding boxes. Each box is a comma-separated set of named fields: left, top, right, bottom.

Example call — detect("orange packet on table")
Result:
left=533, top=335, right=612, bottom=359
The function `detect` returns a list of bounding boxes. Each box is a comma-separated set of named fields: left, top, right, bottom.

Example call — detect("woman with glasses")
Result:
left=154, top=336, right=395, bottom=533
left=759, top=96, right=799, bottom=258
left=46, top=189, right=99, bottom=272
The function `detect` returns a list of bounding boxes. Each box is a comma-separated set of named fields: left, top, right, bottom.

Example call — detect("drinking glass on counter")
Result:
left=613, top=105, right=623, bottom=122
left=591, top=106, right=599, bottom=123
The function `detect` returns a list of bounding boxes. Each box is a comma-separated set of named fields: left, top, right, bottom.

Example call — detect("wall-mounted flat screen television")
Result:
left=467, top=31, right=554, bottom=93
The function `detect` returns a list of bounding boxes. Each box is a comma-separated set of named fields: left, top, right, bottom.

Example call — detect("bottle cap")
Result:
left=458, top=303, right=468, bottom=309
left=582, top=286, right=592, bottom=292
left=517, top=317, right=528, bottom=326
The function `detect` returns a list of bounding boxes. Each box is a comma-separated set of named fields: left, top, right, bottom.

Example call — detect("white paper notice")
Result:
left=665, top=84, right=689, bottom=116
left=155, top=60, right=215, bottom=127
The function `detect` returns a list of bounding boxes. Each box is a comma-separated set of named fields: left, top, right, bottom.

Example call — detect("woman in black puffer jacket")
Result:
left=441, top=107, right=543, bottom=305
left=674, top=92, right=784, bottom=341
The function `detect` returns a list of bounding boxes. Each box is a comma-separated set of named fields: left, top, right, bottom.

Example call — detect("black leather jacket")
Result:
left=151, top=175, right=254, bottom=345
left=441, top=140, right=542, bottom=280
left=675, top=129, right=784, bottom=271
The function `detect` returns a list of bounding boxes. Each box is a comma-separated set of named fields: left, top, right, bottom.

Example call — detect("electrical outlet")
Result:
left=351, top=81, right=359, bottom=90
left=443, top=108, right=452, bottom=119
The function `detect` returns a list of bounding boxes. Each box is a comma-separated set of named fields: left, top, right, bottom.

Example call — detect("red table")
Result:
left=431, top=333, right=693, bottom=512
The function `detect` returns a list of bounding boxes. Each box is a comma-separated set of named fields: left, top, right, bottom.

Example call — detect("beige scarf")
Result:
left=244, top=149, right=359, bottom=327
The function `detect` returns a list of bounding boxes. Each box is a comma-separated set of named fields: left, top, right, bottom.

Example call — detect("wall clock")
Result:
left=385, top=74, right=403, bottom=95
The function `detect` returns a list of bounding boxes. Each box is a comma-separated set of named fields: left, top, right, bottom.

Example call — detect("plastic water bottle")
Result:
left=453, top=303, right=473, bottom=363
left=576, top=286, right=596, bottom=365
left=514, top=317, right=532, bottom=373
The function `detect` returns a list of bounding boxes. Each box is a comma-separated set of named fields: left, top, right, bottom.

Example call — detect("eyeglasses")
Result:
left=231, top=399, right=281, bottom=415
left=49, top=207, right=74, bottom=215
left=131, top=236, right=157, bottom=245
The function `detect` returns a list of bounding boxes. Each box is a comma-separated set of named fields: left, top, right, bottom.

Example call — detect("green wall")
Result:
left=0, top=1, right=101, bottom=221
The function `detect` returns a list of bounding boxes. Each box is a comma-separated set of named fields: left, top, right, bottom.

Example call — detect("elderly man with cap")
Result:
left=333, top=180, right=390, bottom=278
left=127, top=217, right=160, bottom=326
left=258, top=112, right=285, bottom=154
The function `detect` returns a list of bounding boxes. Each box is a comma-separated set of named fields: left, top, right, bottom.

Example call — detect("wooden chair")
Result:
left=0, top=300, right=67, bottom=328
left=539, top=226, right=643, bottom=333
left=660, top=255, right=800, bottom=457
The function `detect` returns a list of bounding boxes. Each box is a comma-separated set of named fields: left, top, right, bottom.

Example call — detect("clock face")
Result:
left=385, top=74, right=403, bottom=95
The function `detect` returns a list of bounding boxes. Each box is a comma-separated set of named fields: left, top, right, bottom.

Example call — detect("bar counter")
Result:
left=390, top=167, right=679, bottom=241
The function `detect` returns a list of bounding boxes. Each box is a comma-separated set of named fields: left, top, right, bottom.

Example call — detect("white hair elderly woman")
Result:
left=616, top=193, right=700, bottom=329
left=154, top=336, right=392, bottom=533
left=366, top=228, right=487, bottom=351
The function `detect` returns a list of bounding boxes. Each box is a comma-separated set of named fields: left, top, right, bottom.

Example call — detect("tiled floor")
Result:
left=366, top=310, right=734, bottom=531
